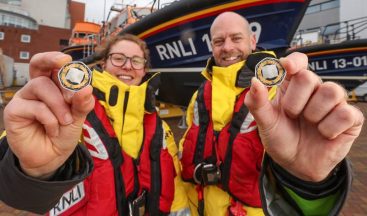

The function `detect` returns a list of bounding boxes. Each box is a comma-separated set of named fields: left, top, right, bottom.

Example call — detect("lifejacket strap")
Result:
left=147, top=115, right=164, bottom=215
left=221, top=96, right=249, bottom=190
left=196, top=185, right=204, bottom=216
left=86, top=110, right=129, bottom=216
left=193, top=82, right=210, bottom=165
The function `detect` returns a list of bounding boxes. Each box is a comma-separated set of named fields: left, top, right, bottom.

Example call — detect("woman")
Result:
left=0, top=34, right=190, bottom=215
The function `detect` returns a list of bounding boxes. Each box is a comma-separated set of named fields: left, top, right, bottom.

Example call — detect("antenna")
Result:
left=103, top=0, right=107, bottom=21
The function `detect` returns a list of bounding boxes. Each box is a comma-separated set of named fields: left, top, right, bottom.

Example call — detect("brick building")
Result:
left=0, top=0, right=85, bottom=85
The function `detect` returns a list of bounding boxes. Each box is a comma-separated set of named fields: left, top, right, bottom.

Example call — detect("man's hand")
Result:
left=4, top=52, right=94, bottom=179
left=245, top=52, right=364, bottom=182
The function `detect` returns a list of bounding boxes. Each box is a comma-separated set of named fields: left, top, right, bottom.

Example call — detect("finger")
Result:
left=318, top=103, right=364, bottom=139
left=50, top=67, right=75, bottom=104
left=304, top=82, right=346, bottom=123
left=279, top=52, right=308, bottom=79
left=281, top=69, right=322, bottom=118
left=4, top=98, right=59, bottom=137
left=70, top=85, right=95, bottom=126
left=29, top=52, right=72, bottom=79
left=244, top=77, right=276, bottom=129
left=14, top=77, right=73, bottom=125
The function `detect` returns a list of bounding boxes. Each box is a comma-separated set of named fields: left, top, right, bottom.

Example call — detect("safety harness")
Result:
left=49, top=71, right=175, bottom=216
left=181, top=52, right=277, bottom=215
left=84, top=99, right=174, bottom=216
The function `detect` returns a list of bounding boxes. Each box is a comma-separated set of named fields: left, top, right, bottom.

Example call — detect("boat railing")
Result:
left=325, top=16, right=367, bottom=42
left=293, top=16, right=367, bottom=47
left=82, top=34, right=99, bottom=58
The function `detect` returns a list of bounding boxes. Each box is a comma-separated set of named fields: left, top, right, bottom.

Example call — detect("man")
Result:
left=179, top=12, right=364, bottom=215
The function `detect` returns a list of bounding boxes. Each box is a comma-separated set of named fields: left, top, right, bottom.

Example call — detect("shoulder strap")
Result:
left=86, top=100, right=129, bottom=216
left=221, top=91, right=250, bottom=190
left=193, top=81, right=211, bottom=165
left=143, top=112, right=167, bottom=215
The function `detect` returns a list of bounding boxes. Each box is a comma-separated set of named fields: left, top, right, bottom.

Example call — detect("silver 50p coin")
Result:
left=255, top=57, right=286, bottom=87
left=58, top=61, right=92, bottom=92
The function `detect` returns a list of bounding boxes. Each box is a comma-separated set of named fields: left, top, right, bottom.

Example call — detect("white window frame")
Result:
left=19, top=51, right=29, bottom=59
left=0, top=32, right=4, bottom=40
left=21, top=34, right=31, bottom=43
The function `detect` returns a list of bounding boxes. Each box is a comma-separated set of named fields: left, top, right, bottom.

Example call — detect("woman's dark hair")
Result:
left=97, top=34, right=150, bottom=69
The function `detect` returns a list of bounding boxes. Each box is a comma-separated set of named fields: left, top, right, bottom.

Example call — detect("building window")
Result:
left=20, top=51, right=29, bottom=59
left=21, top=34, right=31, bottom=43
left=0, top=32, right=4, bottom=40
left=321, top=0, right=340, bottom=11
left=306, top=0, right=340, bottom=14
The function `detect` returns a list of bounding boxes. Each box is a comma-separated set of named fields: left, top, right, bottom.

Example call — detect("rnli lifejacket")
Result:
left=181, top=80, right=263, bottom=207
left=181, top=52, right=277, bottom=210
left=48, top=70, right=175, bottom=216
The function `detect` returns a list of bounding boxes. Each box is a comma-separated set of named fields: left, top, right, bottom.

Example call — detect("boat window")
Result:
left=132, top=8, right=151, bottom=19
left=78, top=33, right=86, bottom=38
left=0, top=32, right=4, bottom=40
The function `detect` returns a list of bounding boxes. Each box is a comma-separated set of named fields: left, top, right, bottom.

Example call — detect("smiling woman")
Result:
left=0, top=33, right=190, bottom=215
left=96, top=34, right=149, bottom=86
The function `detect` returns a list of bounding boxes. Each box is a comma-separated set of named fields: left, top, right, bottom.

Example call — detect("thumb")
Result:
left=70, top=85, right=95, bottom=126
left=244, top=77, right=276, bottom=129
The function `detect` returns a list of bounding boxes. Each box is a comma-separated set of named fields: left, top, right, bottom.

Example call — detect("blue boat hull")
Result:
left=122, top=0, right=310, bottom=106
left=291, top=39, right=367, bottom=90
left=64, top=0, right=311, bottom=106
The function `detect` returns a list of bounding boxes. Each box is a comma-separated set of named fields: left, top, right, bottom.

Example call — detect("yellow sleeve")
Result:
left=0, top=131, right=6, bottom=138
left=268, top=86, right=277, bottom=100
left=162, top=121, right=189, bottom=212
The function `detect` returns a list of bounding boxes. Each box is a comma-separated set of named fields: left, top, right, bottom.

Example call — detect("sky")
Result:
left=73, top=0, right=172, bottom=24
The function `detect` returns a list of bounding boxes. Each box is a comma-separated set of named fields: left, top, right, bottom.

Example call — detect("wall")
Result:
left=297, top=0, right=340, bottom=31
left=21, top=0, right=70, bottom=29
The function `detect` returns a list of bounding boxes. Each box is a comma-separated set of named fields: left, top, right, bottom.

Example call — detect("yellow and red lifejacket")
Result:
left=47, top=70, right=176, bottom=216
left=181, top=80, right=263, bottom=208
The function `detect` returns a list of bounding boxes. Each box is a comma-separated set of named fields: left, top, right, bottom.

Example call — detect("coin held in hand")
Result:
left=58, top=61, right=92, bottom=92
left=255, top=57, right=286, bottom=86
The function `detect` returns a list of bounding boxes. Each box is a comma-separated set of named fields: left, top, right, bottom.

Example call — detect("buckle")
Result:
left=193, top=162, right=221, bottom=185
left=129, top=191, right=147, bottom=216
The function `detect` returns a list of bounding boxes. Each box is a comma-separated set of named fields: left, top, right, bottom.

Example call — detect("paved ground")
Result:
left=0, top=103, right=366, bottom=215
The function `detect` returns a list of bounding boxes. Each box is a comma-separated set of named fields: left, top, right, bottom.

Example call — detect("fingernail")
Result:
left=250, top=77, right=258, bottom=94
left=64, top=91, right=75, bottom=102
left=64, top=113, right=73, bottom=125
left=55, top=53, right=71, bottom=66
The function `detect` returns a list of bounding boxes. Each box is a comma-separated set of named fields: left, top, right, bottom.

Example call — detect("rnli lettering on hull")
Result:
left=49, top=182, right=85, bottom=216
left=156, top=38, right=197, bottom=60
left=308, top=55, right=367, bottom=72
left=155, top=22, right=261, bottom=61
left=309, top=60, right=327, bottom=70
